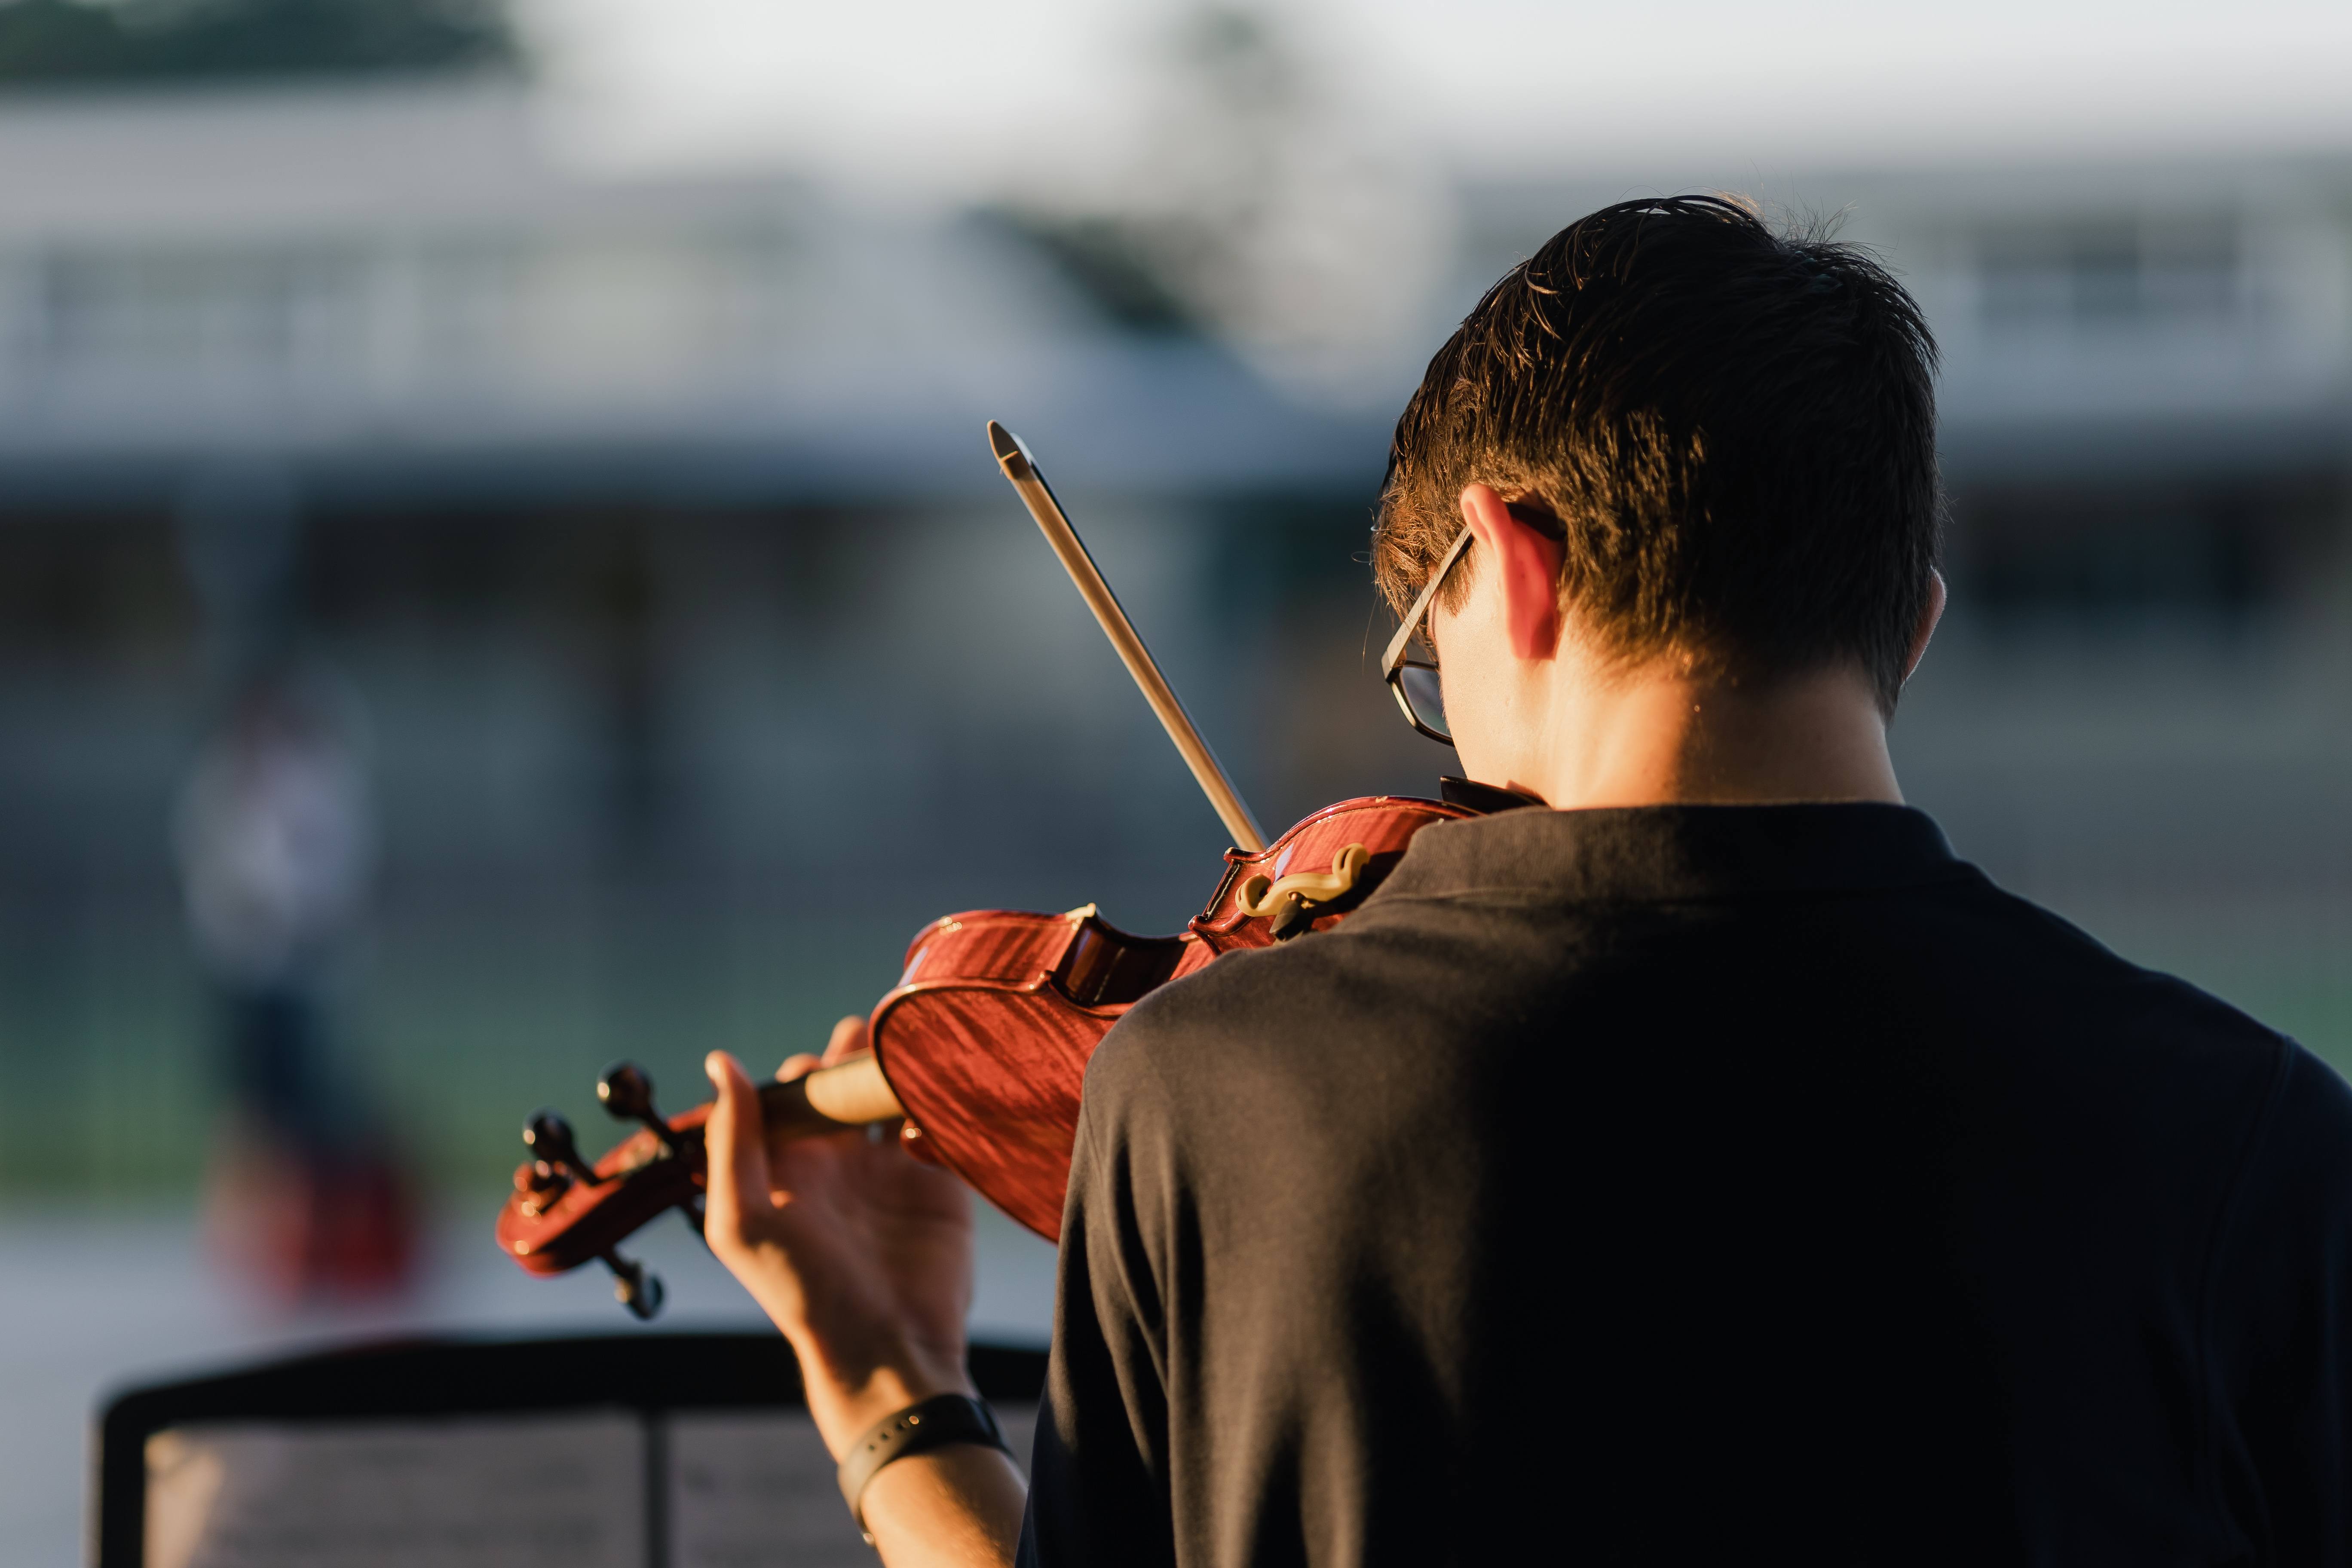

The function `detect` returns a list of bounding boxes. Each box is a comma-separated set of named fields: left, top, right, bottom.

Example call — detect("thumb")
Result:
left=821, top=1013, right=870, bottom=1066
left=703, top=1050, right=770, bottom=1253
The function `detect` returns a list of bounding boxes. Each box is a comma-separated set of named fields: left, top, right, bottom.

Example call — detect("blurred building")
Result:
left=0, top=77, right=1401, bottom=1195
left=0, top=81, right=1384, bottom=489
left=0, top=77, right=2348, bottom=1198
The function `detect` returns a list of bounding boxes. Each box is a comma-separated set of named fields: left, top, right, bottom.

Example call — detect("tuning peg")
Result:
left=603, top=1249, right=664, bottom=1320
left=597, top=1061, right=680, bottom=1157
left=522, top=1109, right=603, bottom=1185
left=512, top=1158, right=571, bottom=1217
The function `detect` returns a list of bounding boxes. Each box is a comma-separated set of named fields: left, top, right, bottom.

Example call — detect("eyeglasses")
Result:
left=1379, top=524, right=1474, bottom=745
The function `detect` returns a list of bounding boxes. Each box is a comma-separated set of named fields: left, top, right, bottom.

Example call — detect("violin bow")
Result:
left=988, top=421, right=1268, bottom=854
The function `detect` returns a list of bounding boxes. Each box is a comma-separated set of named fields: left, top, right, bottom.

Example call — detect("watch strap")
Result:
left=836, top=1393, right=1011, bottom=1537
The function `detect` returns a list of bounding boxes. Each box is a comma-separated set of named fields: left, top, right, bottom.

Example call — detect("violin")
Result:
left=496, top=423, right=1493, bottom=1317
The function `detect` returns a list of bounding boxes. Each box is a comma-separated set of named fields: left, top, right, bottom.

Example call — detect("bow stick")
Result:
left=988, top=421, right=1268, bottom=854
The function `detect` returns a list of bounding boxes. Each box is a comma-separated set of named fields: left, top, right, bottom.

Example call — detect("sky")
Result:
left=517, top=0, right=2352, bottom=199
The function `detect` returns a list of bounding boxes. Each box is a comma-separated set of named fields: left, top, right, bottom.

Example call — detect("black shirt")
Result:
left=1017, top=805, right=2352, bottom=1566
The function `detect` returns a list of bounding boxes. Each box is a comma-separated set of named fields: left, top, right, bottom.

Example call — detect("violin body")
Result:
left=496, top=794, right=1474, bottom=1282
left=875, top=793, right=1472, bottom=1239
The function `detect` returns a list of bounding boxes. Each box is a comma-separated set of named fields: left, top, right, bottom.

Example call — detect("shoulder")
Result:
left=2206, top=1044, right=2352, bottom=1376
left=1079, top=934, right=1356, bottom=1115
left=1058, top=942, right=1363, bottom=1258
left=1089, top=863, right=1500, bottom=1056
left=1075, top=900, right=1482, bottom=1155
left=2224, top=1042, right=2352, bottom=1221
left=1075, top=882, right=1532, bottom=1192
left=2002, top=885, right=2293, bottom=1062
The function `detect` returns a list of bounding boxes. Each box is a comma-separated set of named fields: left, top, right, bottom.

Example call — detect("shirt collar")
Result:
left=1375, top=802, right=1969, bottom=906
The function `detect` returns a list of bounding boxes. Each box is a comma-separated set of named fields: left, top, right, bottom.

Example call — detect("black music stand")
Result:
left=97, top=1333, right=1047, bottom=1568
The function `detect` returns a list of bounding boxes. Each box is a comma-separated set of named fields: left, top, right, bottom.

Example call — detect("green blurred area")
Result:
left=0, top=0, right=516, bottom=87
left=0, top=490, right=1449, bottom=1206
left=0, top=902, right=915, bottom=1200
left=5, top=858, right=2347, bottom=1206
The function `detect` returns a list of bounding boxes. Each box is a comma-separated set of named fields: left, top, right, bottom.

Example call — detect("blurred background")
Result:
left=2, top=0, right=2349, bottom=1560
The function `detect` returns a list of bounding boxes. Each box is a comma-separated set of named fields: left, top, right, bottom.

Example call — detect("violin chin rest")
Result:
left=1236, top=842, right=1370, bottom=938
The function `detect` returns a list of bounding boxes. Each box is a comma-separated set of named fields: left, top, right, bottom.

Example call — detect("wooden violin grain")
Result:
left=495, top=799, right=1474, bottom=1270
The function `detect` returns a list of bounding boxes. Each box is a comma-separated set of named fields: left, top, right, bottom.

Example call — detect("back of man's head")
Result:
left=1374, top=195, right=1942, bottom=714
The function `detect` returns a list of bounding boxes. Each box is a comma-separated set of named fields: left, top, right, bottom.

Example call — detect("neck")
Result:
left=1494, top=662, right=1904, bottom=812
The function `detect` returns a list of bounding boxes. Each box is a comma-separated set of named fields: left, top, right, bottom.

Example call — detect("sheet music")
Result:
left=144, top=1411, right=645, bottom=1568
left=666, top=1412, right=861, bottom=1568
left=143, top=1402, right=1038, bottom=1568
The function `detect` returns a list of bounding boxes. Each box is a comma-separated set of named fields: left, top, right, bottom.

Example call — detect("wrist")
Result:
left=836, top=1392, right=1013, bottom=1539
left=859, top=1444, right=1028, bottom=1565
left=785, top=1323, right=974, bottom=1457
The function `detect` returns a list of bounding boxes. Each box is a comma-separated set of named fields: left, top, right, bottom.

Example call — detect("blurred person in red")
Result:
left=175, top=668, right=415, bottom=1303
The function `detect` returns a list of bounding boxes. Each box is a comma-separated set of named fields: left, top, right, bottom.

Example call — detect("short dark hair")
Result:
left=1373, top=195, right=1942, bottom=712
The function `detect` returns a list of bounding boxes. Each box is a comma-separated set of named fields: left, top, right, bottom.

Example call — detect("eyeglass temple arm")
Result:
left=1380, top=524, right=1476, bottom=672
left=987, top=421, right=1268, bottom=855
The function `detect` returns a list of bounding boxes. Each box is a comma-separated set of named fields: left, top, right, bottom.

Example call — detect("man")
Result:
left=701, top=196, right=2352, bottom=1564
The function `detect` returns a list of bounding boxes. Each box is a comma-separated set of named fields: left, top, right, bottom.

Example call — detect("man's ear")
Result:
left=1904, top=569, right=1947, bottom=682
left=1459, top=484, right=1566, bottom=662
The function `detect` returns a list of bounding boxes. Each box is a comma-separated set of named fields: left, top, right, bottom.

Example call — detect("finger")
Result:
left=774, top=1051, right=823, bottom=1084
left=821, top=1014, right=870, bottom=1066
left=702, top=1050, right=772, bottom=1253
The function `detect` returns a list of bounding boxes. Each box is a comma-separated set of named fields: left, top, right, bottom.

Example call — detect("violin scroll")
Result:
left=496, top=1051, right=907, bottom=1314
